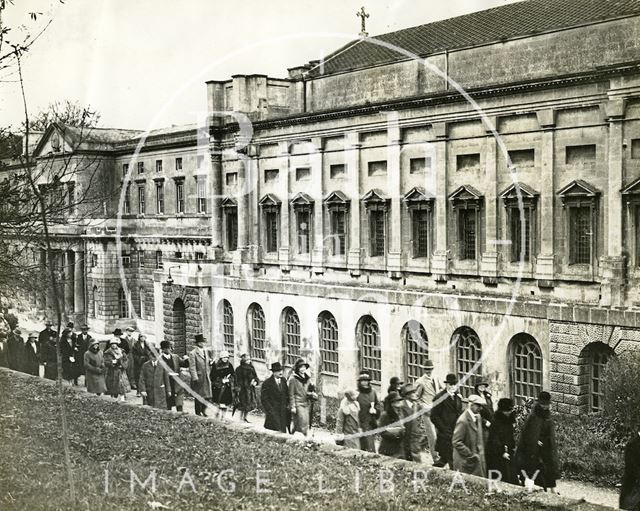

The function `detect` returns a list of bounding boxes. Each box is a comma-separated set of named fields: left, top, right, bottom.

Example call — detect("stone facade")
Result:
left=162, top=283, right=203, bottom=356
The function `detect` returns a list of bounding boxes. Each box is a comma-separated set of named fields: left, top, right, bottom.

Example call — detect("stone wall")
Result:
left=162, top=283, right=203, bottom=355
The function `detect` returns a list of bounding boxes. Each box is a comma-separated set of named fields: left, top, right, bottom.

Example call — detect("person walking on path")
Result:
left=122, top=327, right=136, bottom=390
left=7, top=327, right=24, bottom=371
left=38, top=320, right=55, bottom=354
left=473, top=376, right=495, bottom=428
left=261, top=361, right=289, bottom=433
left=288, top=357, right=317, bottom=436
left=159, top=340, right=186, bottom=412
left=188, top=334, right=212, bottom=417
left=335, top=390, right=362, bottom=449
left=138, top=354, right=171, bottom=409
left=515, top=391, right=560, bottom=492
left=211, top=350, right=235, bottom=417
left=60, top=322, right=80, bottom=384
left=431, top=373, right=463, bottom=468
left=74, top=325, right=91, bottom=381
left=21, top=332, right=40, bottom=376
left=131, top=334, right=150, bottom=396
left=103, top=339, right=130, bottom=401
left=43, top=331, right=58, bottom=380
left=399, top=382, right=428, bottom=462
left=486, top=398, right=518, bottom=484
left=378, top=391, right=406, bottom=459
left=452, top=394, right=487, bottom=477
left=620, top=430, right=640, bottom=511
left=84, top=338, right=107, bottom=395
left=414, top=359, right=440, bottom=464
left=356, top=370, right=382, bottom=452
left=235, top=353, right=259, bottom=422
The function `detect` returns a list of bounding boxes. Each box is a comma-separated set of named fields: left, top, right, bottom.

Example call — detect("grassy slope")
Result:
left=0, top=371, right=586, bottom=511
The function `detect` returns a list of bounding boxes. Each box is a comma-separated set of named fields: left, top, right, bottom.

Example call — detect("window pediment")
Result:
left=221, top=197, right=237, bottom=208
left=324, top=190, right=350, bottom=206
left=558, top=179, right=599, bottom=207
left=258, top=193, right=281, bottom=208
left=449, top=184, right=483, bottom=209
left=403, top=186, right=434, bottom=210
left=622, top=177, right=640, bottom=197
left=290, top=192, right=314, bottom=209
left=362, top=188, right=389, bottom=206
left=500, top=182, right=539, bottom=206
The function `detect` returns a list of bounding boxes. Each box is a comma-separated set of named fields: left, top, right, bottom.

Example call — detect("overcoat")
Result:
left=260, top=375, right=289, bottom=432
left=60, top=330, right=80, bottom=381
left=400, top=401, right=428, bottom=462
left=75, top=333, right=91, bottom=375
left=356, top=387, right=382, bottom=452
left=104, top=348, right=131, bottom=396
left=210, top=360, right=235, bottom=405
left=21, top=340, right=40, bottom=376
left=452, top=410, right=487, bottom=477
left=131, top=339, right=149, bottom=390
left=378, top=411, right=406, bottom=459
left=486, top=412, right=518, bottom=484
left=43, top=340, right=58, bottom=380
left=38, top=327, right=54, bottom=352
left=84, top=349, right=107, bottom=394
left=235, top=362, right=259, bottom=411
left=7, top=331, right=24, bottom=371
left=431, top=389, right=463, bottom=464
left=288, top=373, right=316, bottom=434
left=335, top=398, right=362, bottom=449
left=620, top=434, right=640, bottom=511
left=188, top=347, right=212, bottom=399
left=515, top=405, right=559, bottom=489
left=161, top=353, right=186, bottom=408
left=138, top=360, right=171, bottom=409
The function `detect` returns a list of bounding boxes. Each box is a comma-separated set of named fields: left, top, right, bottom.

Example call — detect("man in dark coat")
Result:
left=261, top=361, right=289, bottom=432
left=473, top=376, right=495, bottom=427
left=7, top=327, right=24, bottom=371
left=356, top=370, right=382, bottom=452
left=60, top=322, right=79, bottom=384
left=188, top=333, right=212, bottom=416
left=620, top=431, right=640, bottom=511
left=431, top=373, right=463, bottom=468
left=515, top=391, right=560, bottom=491
left=487, top=398, right=518, bottom=484
left=74, top=325, right=91, bottom=378
left=38, top=320, right=55, bottom=353
left=138, top=355, right=171, bottom=409
left=399, top=383, right=428, bottom=462
left=159, top=340, right=187, bottom=412
left=43, top=331, right=58, bottom=380
left=21, top=332, right=40, bottom=376
left=131, top=334, right=150, bottom=396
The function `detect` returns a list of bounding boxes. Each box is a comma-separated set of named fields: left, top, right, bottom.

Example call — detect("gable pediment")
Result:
left=403, top=186, right=434, bottom=203
left=32, top=123, right=74, bottom=158
left=290, top=192, right=314, bottom=206
left=448, top=184, right=483, bottom=202
left=361, top=188, right=389, bottom=203
left=622, top=177, right=640, bottom=196
left=324, top=190, right=350, bottom=205
left=258, top=193, right=281, bottom=207
left=221, top=197, right=237, bottom=208
left=500, top=182, right=539, bottom=201
left=557, top=179, right=599, bottom=198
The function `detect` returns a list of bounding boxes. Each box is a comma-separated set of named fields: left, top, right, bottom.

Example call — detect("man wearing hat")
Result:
left=131, top=333, right=151, bottom=396
left=75, top=325, right=92, bottom=380
left=160, top=340, right=186, bottom=412
left=378, top=391, right=406, bottom=459
left=399, top=383, right=428, bottom=462
left=431, top=373, right=463, bottom=468
left=138, top=345, right=171, bottom=410
left=38, top=319, right=55, bottom=355
left=84, top=337, right=107, bottom=395
left=7, top=327, right=24, bottom=372
left=356, top=370, right=382, bottom=452
left=452, top=394, right=487, bottom=477
left=60, top=322, right=80, bottom=384
left=21, top=332, right=40, bottom=376
left=414, top=360, right=440, bottom=464
left=261, top=361, right=289, bottom=432
left=515, top=391, right=559, bottom=491
left=111, top=328, right=123, bottom=352
left=122, top=327, right=136, bottom=389
left=188, top=334, right=212, bottom=416
left=473, top=375, right=495, bottom=427
left=487, top=398, right=518, bottom=484
left=288, top=358, right=317, bottom=436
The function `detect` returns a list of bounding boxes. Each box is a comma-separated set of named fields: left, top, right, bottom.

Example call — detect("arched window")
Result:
left=119, top=287, right=129, bottom=318
left=403, top=320, right=428, bottom=383
left=139, top=287, right=145, bottom=319
left=248, top=303, right=266, bottom=361
left=172, top=298, right=187, bottom=356
left=318, top=311, right=339, bottom=374
left=221, top=300, right=234, bottom=356
left=282, top=307, right=301, bottom=367
left=357, top=315, right=381, bottom=384
left=580, top=342, right=615, bottom=413
left=92, top=286, right=98, bottom=318
left=510, top=333, right=543, bottom=404
left=453, top=327, right=482, bottom=397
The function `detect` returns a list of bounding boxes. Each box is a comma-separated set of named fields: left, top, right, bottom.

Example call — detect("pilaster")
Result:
left=535, top=109, right=556, bottom=284
left=346, top=131, right=362, bottom=275
left=209, top=136, right=223, bottom=259
left=431, top=122, right=449, bottom=281
left=310, top=137, right=325, bottom=274
left=481, top=123, right=498, bottom=280
left=278, top=141, right=291, bottom=271
left=387, top=117, right=402, bottom=275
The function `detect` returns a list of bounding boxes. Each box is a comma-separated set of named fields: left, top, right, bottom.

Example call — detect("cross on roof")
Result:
left=357, top=6, right=369, bottom=37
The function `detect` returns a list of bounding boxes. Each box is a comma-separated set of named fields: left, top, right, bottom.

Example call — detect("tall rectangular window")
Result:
left=510, top=209, right=531, bottom=262
left=155, top=160, right=162, bottom=173
left=458, top=209, right=477, bottom=260
left=412, top=210, right=430, bottom=258
left=197, top=178, right=207, bottom=213
left=138, top=250, right=145, bottom=268
left=175, top=157, right=183, bottom=171
left=155, top=250, right=163, bottom=269
left=369, top=210, right=385, bottom=257
left=137, top=186, right=146, bottom=215
left=330, top=209, right=347, bottom=256
left=137, top=161, right=144, bottom=174
left=296, top=210, right=310, bottom=254
left=265, top=211, right=279, bottom=253
left=175, top=180, right=184, bottom=213
left=123, top=185, right=131, bottom=214
left=225, top=207, right=238, bottom=251
left=155, top=182, right=164, bottom=214
left=569, top=207, right=592, bottom=264
left=122, top=163, right=129, bottom=179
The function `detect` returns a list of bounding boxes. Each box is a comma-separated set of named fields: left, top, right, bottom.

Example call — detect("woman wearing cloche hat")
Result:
left=288, top=358, right=317, bottom=436
left=210, top=349, right=235, bottom=417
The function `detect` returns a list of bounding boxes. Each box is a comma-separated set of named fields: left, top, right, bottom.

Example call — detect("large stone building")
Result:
left=12, top=0, right=640, bottom=414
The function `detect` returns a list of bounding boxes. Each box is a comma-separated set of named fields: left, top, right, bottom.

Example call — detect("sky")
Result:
left=1, top=0, right=521, bottom=131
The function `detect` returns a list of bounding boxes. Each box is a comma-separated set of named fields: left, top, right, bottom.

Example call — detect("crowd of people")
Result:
left=1, top=321, right=639, bottom=507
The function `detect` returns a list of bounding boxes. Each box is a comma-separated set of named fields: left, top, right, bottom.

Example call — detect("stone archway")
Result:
left=171, top=298, right=187, bottom=356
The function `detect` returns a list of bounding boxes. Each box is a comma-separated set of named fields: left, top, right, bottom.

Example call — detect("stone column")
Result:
left=601, top=98, right=626, bottom=306
left=73, top=250, right=85, bottom=317
left=235, top=154, right=250, bottom=265
left=535, top=109, right=556, bottom=284
left=346, top=131, right=362, bottom=275
left=310, top=137, right=325, bottom=274
left=209, top=136, right=223, bottom=258
left=430, top=122, right=449, bottom=281
left=387, top=117, right=402, bottom=276
left=481, top=123, right=498, bottom=281
left=277, top=141, right=290, bottom=270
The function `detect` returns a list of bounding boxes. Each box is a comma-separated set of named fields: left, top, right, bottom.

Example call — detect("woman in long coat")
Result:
left=60, top=324, right=80, bottom=383
left=43, top=333, right=58, bottom=380
left=378, top=391, right=406, bottom=459
left=335, top=390, right=362, bottom=449
left=103, top=340, right=131, bottom=400
left=235, top=353, right=259, bottom=422
left=210, top=350, right=235, bottom=411
left=84, top=339, right=107, bottom=395
left=287, top=358, right=317, bottom=436
left=487, top=398, right=518, bottom=484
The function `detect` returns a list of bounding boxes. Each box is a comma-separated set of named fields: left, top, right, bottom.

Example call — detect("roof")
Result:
left=62, top=125, right=143, bottom=145
left=311, top=0, right=640, bottom=76
left=500, top=182, right=540, bottom=199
